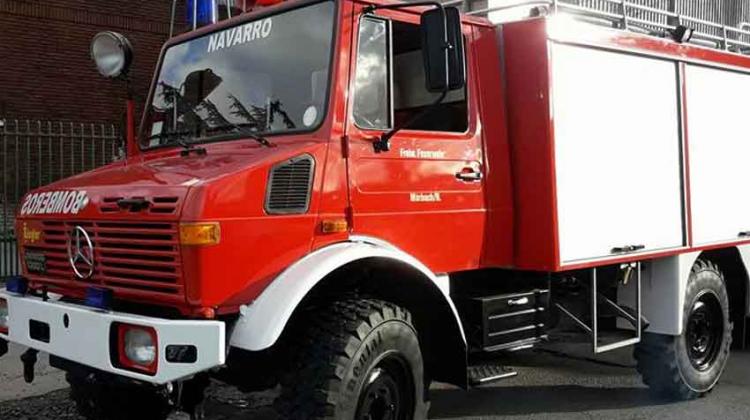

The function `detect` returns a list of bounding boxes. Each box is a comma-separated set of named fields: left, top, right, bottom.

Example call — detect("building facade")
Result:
left=0, top=0, right=178, bottom=122
left=0, top=0, right=185, bottom=278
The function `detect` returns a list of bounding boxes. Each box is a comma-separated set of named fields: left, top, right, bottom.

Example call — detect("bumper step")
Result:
left=468, top=364, right=518, bottom=387
left=1, top=291, right=225, bottom=384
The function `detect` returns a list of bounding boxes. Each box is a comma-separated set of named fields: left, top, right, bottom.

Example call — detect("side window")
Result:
left=353, top=17, right=391, bottom=130
left=392, top=21, right=467, bottom=133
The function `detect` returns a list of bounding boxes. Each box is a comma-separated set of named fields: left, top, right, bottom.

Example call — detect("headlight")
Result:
left=117, top=323, right=158, bottom=374
left=124, top=329, right=156, bottom=364
left=0, top=298, right=8, bottom=334
left=90, top=31, right=133, bottom=79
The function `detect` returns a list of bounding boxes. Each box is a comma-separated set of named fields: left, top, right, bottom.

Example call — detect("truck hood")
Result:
left=17, top=143, right=292, bottom=220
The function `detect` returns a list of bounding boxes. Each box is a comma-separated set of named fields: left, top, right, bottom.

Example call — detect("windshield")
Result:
left=142, top=1, right=335, bottom=149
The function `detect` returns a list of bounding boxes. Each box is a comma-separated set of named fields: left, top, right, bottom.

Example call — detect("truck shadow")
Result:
left=429, top=385, right=673, bottom=418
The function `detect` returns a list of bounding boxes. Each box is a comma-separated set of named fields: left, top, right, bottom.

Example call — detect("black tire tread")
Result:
left=274, top=298, right=428, bottom=420
left=634, top=259, right=733, bottom=400
left=67, top=372, right=172, bottom=420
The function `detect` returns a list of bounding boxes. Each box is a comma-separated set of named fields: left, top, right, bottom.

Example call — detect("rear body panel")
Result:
left=500, top=16, right=750, bottom=271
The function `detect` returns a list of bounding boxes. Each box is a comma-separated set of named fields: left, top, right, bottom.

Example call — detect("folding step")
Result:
left=555, top=263, right=643, bottom=354
left=468, top=364, right=518, bottom=387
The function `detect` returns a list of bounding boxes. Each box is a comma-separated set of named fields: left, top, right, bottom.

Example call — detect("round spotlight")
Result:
left=90, top=31, right=134, bottom=79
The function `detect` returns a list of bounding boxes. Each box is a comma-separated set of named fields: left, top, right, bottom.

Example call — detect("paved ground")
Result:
left=0, top=342, right=748, bottom=419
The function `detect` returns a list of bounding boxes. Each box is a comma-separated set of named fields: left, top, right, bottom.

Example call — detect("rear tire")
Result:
left=275, top=298, right=430, bottom=420
left=67, top=372, right=172, bottom=420
left=634, top=259, right=732, bottom=400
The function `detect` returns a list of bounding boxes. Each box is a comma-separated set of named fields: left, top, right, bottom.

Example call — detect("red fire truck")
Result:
left=2, top=0, right=749, bottom=418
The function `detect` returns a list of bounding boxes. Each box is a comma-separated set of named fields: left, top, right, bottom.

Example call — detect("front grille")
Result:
left=24, top=220, right=183, bottom=297
left=99, top=196, right=180, bottom=215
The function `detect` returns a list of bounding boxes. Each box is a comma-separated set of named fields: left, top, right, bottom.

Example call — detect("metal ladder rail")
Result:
left=445, top=0, right=750, bottom=56
left=558, top=0, right=750, bottom=51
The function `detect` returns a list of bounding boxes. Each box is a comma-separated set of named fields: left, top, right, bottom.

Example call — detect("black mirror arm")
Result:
left=373, top=89, right=448, bottom=153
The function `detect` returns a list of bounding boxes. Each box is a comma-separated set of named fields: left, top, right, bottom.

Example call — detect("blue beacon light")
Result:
left=84, top=287, right=114, bottom=311
left=187, top=0, right=217, bottom=29
left=5, top=277, right=29, bottom=295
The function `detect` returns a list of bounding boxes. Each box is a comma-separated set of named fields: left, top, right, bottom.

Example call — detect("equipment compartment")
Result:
left=501, top=18, right=687, bottom=270
left=457, top=289, right=549, bottom=352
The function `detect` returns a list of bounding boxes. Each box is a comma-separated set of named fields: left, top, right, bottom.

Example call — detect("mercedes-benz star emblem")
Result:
left=67, top=226, right=95, bottom=279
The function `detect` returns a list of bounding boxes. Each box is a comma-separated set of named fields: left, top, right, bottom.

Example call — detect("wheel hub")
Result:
left=355, top=356, right=412, bottom=420
left=686, top=292, right=724, bottom=371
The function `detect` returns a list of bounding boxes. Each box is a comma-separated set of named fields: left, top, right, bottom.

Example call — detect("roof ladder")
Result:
left=436, top=0, right=750, bottom=56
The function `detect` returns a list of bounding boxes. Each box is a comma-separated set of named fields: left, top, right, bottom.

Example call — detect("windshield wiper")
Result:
left=211, top=123, right=273, bottom=148
left=145, top=131, right=207, bottom=156
left=145, top=130, right=192, bottom=149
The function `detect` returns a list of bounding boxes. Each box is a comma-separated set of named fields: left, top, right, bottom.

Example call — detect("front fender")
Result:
left=229, top=237, right=466, bottom=351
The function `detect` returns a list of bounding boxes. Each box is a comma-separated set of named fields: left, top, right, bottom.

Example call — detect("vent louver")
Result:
left=265, top=154, right=314, bottom=214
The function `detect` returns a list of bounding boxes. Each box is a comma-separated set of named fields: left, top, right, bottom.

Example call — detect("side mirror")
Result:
left=420, top=7, right=465, bottom=93
left=90, top=31, right=134, bottom=79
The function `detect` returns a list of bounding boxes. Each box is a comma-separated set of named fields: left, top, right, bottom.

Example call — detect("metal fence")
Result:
left=0, top=119, right=121, bottom=280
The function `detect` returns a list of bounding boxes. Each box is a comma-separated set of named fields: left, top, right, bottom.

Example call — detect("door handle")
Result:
left=508, top=297, right=530, bottom=307
left=455, top=168, right=483, bottom=182
left=611, top=244, right=645, bottom=254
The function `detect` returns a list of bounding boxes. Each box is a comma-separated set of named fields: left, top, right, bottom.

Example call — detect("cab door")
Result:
left=345, top=8, right=485, bottom=272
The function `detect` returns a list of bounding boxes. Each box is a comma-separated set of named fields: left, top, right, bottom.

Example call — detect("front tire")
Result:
left=275, top=299, right=430, bottom=420
left=634, top=259, right=732, bottom=400
left=67, top=372, right=172, bottom=420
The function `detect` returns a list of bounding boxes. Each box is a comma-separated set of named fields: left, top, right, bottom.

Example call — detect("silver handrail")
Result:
left=466, top=0, right=551, bottom=16
left=456, top=0, right=750, bottom=55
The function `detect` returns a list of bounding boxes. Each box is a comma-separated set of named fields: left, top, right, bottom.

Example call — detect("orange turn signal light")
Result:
left=321, top=218, right=348, bottom=234
left=179, top=222, right=221, bottom=246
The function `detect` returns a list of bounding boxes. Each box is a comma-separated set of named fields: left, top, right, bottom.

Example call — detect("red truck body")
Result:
left=16, top=0, right=506, bottom=316
left=3, top=0, right=750, bottom=416
left=16, top=4, right=750, bottom=313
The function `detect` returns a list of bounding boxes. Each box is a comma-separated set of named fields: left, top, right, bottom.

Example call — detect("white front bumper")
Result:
left=0, top=292, right=225, bottom=384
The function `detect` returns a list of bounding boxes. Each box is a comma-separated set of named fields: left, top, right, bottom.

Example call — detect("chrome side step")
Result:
left=468, top=365, right=518, bottom=387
